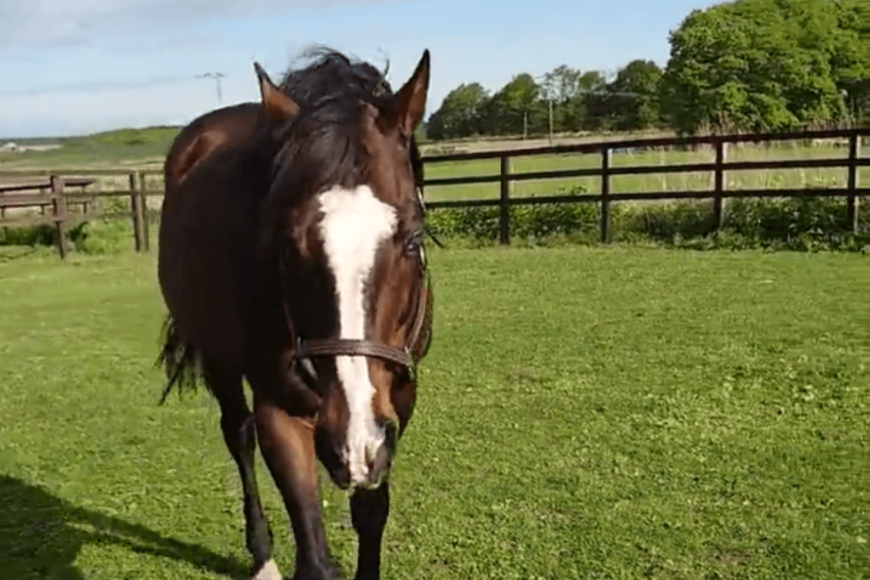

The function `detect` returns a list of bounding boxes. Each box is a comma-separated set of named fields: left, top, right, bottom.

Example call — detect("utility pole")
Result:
left=548, top=95, right=554, bottom=144
left=538, top=74, right=556, bottom=144
left=196, top=72, right=225, bottom=105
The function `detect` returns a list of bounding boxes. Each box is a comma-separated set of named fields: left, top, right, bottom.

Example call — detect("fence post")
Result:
left=138, top=171, right=150, bottom=252
left=499, top=155, right=510, bottom=245
left=49, top=175, right=68, bottom=259
left=129, top=172, right=143, bottom=252
left=713, top=140, right=727, bottom=230
left=600, top=145, right=611, bottom=244
left=847, top=131, right=859, bottom=234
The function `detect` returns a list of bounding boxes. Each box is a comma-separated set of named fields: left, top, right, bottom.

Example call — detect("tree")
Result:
left=575, top=71, right=608, bottom=131
left=608, top=60, right=663, bottom=131
left=831, top=0, right=870, bottom=126
left=482, top=74, right=540, bottom=137
left=540, top=65, right=601, bottom=133
left=660, top=0, right=857, bottom=135
left=426, top=82, right=490, bottom=140
left=541, top=65, right=579, bottom=134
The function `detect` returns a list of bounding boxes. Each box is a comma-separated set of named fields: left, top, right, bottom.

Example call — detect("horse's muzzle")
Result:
left=316, top=420, right=398, bottom=491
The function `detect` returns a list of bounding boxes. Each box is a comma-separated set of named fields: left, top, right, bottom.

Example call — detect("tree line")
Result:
left=424, top=0, right=868, bottom=140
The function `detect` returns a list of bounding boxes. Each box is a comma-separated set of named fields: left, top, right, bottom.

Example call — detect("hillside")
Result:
left=0, top=126, right=182, bottom=170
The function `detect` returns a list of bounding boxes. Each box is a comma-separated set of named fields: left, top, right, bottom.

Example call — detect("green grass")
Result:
left=0, top=248, right=867, bottom=579
left=0, top=127, right=177, bottom=171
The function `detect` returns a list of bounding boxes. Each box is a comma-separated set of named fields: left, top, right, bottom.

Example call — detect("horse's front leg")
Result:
left=350, top=375, right=416, bottom=580
left=253, top=393, right=340, bottom=580
left=350, top=482, right=390, bottom=580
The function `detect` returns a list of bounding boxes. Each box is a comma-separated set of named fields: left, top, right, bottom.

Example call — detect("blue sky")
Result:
left=0, top=0, right=718, bottom=138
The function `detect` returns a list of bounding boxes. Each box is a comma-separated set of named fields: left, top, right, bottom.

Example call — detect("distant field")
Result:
left=1, top=126, right=867, bottom=205
left=0, top=248, right=867, bottom=579
left=0, top=126, right=177, bottom=172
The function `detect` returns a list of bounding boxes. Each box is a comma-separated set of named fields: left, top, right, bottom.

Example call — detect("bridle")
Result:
left=277, top=221, right=432, bottom=380
left=293, top=264, right=430, bottom=370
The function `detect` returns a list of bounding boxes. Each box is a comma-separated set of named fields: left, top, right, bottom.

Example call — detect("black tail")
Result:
left=155, top=315, right=205, bottom=404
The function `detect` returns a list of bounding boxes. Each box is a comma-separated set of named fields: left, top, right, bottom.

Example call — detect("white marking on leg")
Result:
left=318, top=184, right=397, bottom=488
left=252, top=559, right=281, bottom=580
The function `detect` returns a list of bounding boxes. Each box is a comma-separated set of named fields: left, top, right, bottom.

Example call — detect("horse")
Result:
left=156, top=47, right=434, bottom=580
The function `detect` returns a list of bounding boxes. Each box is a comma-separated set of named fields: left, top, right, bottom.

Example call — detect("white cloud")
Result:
left=0, top=0, right=383, bottom=49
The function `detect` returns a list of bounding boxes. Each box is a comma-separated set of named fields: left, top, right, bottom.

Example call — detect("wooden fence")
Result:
left=421, top=127, right=869, bottom=244
left=0, top=168, right=163, bottom=258
left=0, top=127, right=867, bottom=257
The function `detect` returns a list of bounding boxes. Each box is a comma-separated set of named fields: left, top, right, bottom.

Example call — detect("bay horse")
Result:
left=156, top=47, right=434, bottom=580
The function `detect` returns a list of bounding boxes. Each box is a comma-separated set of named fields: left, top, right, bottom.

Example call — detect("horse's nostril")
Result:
left=384, top=419, right=399, bottom=451
left=366, top=442, right=393, bottom=486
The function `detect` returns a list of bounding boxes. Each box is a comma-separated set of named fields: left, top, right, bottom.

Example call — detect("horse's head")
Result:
left=255, top=49, right=432, bottom=491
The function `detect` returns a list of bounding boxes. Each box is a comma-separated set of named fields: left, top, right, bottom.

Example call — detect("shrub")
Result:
left=425, top=185, right=868, bottom=252
left=1, top=189, right=866, bottom=256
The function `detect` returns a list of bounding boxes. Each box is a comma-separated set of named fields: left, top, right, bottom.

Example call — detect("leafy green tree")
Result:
left=660, top=0, right=858, bottom=135
left=608, top=60, right=663, bottom=131
left=426, top=82, right=490, bottom=139
left=576, top=71, right=608, bottom=131
left=540, top=65, right=606, bottom=132
left=831, top=0, right=869, bottom=126
left=578, top=71, right=606, bottom=93
left=481, top=74, right=540, bottom=137
left=539, top=66, right=576, bottom=132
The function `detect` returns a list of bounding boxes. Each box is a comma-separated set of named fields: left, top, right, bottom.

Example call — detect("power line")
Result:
left=538, top=73, right=643, bottom=142
left=0, top=72, right=226, bottom=99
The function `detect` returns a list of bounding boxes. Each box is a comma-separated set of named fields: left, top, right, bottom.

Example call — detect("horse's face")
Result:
left=256, top=52, right=431, bottom=491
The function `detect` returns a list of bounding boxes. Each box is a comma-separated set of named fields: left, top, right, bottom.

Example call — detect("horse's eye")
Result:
left=405, top=232, right=422, bottom=255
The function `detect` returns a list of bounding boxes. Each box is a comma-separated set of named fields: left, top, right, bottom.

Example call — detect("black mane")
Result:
left=258, top=46, right=424, bottom=212
left=278, top=46, right=394, bottom=111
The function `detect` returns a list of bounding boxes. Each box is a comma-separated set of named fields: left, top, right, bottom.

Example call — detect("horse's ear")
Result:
left=254, top=62, right=299, bottom=123
left=395, top=49, right=430, bottom=135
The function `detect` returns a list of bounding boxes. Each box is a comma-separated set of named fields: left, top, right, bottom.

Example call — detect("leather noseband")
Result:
left=288, top=258, right=430, bottom=372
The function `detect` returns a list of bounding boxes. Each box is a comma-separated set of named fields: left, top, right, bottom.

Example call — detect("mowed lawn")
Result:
left=0, top=247, right=867, bottom=579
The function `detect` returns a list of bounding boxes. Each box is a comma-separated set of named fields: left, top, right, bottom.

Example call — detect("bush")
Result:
left=0, top=217, right=143, bottom=256
left=70, top=219, right=137, bottom=254
left=425, top=186, right=869, bottom=252
left=1, top=190, right=866, bottom=257
left=426, top=186, right=600, bottom=244
left=0, top=224, right=56, bottom=247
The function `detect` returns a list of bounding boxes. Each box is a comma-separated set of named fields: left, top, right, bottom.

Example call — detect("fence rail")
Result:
left=0, top=127, right=867, bottom=257
left=421, top=127, right=868, bottom=244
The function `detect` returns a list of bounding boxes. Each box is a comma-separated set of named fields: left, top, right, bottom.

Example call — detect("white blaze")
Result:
left=318, top=184, right=397, bottom=486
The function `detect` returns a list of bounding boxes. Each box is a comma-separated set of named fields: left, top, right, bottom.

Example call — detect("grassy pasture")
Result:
left=0, top=248, right=867, bottom=579
left=0, top=127, right=176, bottom=172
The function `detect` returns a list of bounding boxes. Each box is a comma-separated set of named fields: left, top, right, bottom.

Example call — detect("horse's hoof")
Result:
left=289, top=564, right=343, bottom=580
left=252, top=559, right=282, bottom=580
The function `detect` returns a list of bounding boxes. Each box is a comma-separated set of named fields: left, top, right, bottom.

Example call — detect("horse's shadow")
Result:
left=0, top=475, right=249, bottom=579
